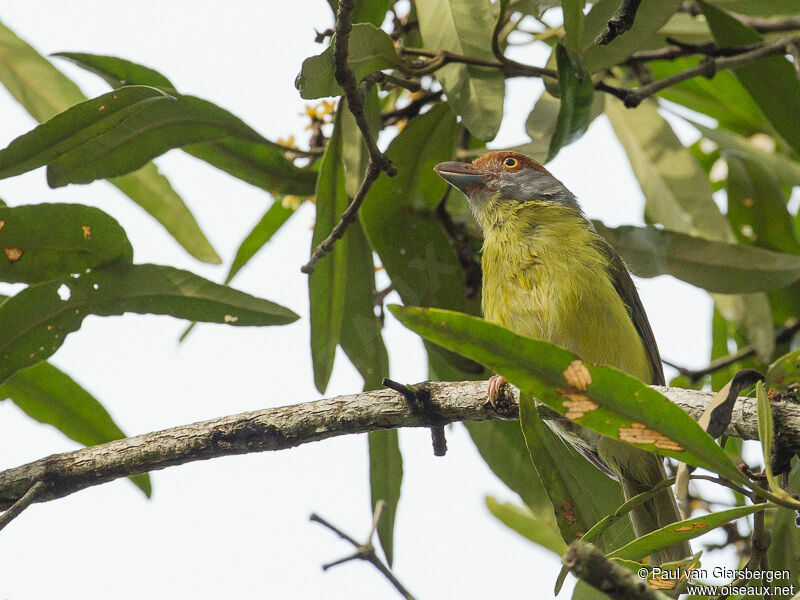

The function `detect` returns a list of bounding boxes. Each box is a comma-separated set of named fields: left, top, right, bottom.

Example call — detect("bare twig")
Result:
left=666, top=319, right=800, bottom=383
left=301, top=0, right=397, bottom=275
left=563, top=540, right=667, bottom=600
left=400, top=47, right=556, bottom=79
left=595, top=0, right=643, bottom=46
left=311, top=501, right=416, bottom=599
left=382, top=90, right=443, bottom=126
left=605, top=35, right=800, bottom=108
left=490, top=0, right=545, bottom=79
left=738, top=15, right=800, bottom=34
left=1, top=382, right=800, bottom=512
left=0, top=480, right=44, bottom=532
left=627, top=39, right=763, bottom=63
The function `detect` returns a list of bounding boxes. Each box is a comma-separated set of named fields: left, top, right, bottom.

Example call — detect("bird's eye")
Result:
left=502, top=157, right=518, bottom=169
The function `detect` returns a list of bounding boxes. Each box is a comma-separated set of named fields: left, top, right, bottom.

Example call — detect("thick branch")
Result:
left=563, top=540, right=667, bottom=600
left=1, top=382, right=799, bottom=511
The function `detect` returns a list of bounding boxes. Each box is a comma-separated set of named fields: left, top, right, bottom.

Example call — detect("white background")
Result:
left=0, top=2, right=729, bottom=598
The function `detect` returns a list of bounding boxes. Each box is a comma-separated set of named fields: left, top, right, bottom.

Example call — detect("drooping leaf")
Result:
left=593, top=222, right=800, bottom=293
left=0, top=21, right=219, bottom=265
left=756, top=381, right=783, bottom=494
left=0, top=85, right=174, bottom=180
left=309, top=109, right=349, bottom=393
left=606, top=96, right=774, bottom=361
left=486, top=496, right=567, bottom=556
left=0, top=203, right=133, bottom=284
left=0, top=361, right=151, bottom=496
left=465, top=420, right=553, bottom=514
left=767, top=460, right=800, bottom=600
left=415, top=0, right=505, bottom=140
left=701, top=1, right=800, bottom=155
left=53, top=52, right=176, bottom=90
left=390, top=306, right=749, bottom=484
left=0, top=263, right=299, bottom=385
left=581, top=0, right=682, bottom=73
left=295, top=24, right=401, bottom=99
left=548, top=44, right=595, bottom=162
left=607, top=503, right=769, bottom=561
left=561, top=0, right=586, bottom=57
left=520, top=393, right=632, bottom=549
left=55, top=52, right=318, bottom=197
left=225, top=201, right=298, bottom=285
left=368, top=430, right=402, bottom=566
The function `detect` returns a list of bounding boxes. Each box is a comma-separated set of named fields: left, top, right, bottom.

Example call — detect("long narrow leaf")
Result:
left=390, top=306, right=748, bottom=484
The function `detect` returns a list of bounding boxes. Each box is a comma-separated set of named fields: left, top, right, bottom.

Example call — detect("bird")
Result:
left=434, top=150, right=690, bottom=564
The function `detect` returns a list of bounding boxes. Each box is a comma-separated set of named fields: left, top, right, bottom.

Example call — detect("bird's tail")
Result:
left=620, top=453, right=692, bottom=565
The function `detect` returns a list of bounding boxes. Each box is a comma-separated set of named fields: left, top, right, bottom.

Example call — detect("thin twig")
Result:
left=605, top=35, right=800, bottom=108
left=435, top=187, right=482, bottom=299
left=311, top=502, right=416, bottom=600
left=401, top=47, right=556, bottom=79
left=0, top=480, right=44, bottom=532
left=627, top=39, right=763, bottom=63
left=787, top=42, right=800, bottom=82
left=595, top=0, right=643, bottom=46
left=490, top=0, right=544, bottom=78
left=382, top=90, right=443, bottom=126
left=666, top=319, right=800, bottom=383
left=738, top=15, right=800, bottom=34
left=301, top=0, right=397, bottom=275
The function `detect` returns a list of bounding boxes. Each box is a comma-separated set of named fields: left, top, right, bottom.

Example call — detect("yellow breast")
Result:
left=480, top=201, right=652, bottom=383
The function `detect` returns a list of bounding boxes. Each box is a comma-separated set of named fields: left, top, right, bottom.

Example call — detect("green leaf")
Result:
left=707, top=0, right=800, bottom=15
left=0, top=361, right=151, bottom=496
left=765, top=348, right=800, bottom=393
left=368, top=430, right=402, bottom=566
left=327, top=0, right=394, bottom=26
left=520, top=393, right=632, bottom=548
left=756, top=381, right=782, bottom=494
left=0, top=263, right=299, bottom=385
left=390, top=306, right=749, bottom=484
left=486, top=496, right=567, bottom=555
left=690, top=121, right=800, bottom=187
left=548, top=44, right=595, bottom=161
left=225, top=200, right=298, bottom=285
left=46, top=95, right=269, bottom=187
left=54, top=52, right=317, bottom=197
left=53, top=52, right=175, bottom=90
left=607, top=503, right=769, bottom=561
left=606, top=96, right=774, bottom=360
left=415, top=0, right=505, bottom=140
left=361, top=104, right=472, bottom=309
left=593, top=222, right=800, bottom=293
left=183, top=140, right=318, bottom=197
left=700, top=1, right=800, bottom=155
left=561, top=0, right=586, bottom=57
left=651, top=58, right=768, bottom=135
left=581, top=0, right=682, bottom=73
left=0, top=203, right=133, bottom=284
left=295, top=24, right=401, bottom=99
left=464, top=420, right=553, bottom=514
left=0, top=85, right=174, bottom=180
left=309, top=109, right=348, bottom=393
left=109, top=164, right=221, bottom=264
left=0, top=21, right=218, bottom=264
left=767, top=460, right=800, bottom=600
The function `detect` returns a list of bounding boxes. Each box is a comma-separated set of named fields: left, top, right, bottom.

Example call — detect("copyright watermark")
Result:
left=638, top=567, right=795, bottom=596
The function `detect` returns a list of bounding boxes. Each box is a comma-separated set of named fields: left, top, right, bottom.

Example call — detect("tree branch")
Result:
left=1, top=381, right=799, bottom=512
left=595, top=0, right=643, bottom=46
left=301, top=0, right=397, bottom=275
left=563, top=540, right=668, bottom=600
left=605, top=35, right=800, bottom=108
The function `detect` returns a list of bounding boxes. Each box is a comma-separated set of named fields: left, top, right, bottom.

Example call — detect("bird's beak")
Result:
left=434, top=161, right=488, bottom=193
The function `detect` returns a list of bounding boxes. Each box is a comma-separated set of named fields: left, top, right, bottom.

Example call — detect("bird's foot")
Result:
left=487, top=374, right=508, bottom=408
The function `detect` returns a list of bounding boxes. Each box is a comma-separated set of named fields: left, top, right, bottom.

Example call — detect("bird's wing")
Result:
left=598, top=239, right=666, bottom=386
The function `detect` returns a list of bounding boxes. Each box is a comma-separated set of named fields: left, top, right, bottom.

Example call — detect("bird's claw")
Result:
left=487, top=374, right=507, bottom=408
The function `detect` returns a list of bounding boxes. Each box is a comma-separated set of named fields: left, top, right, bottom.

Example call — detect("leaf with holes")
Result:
left=390, top=306, right=749, bottom=484
left=0, top=203, right=133, bottom=284
left=0, top=263, right=298, bottom=385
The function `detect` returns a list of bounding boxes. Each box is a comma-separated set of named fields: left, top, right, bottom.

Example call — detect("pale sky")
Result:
left=0, top=2, right=726, bottom=598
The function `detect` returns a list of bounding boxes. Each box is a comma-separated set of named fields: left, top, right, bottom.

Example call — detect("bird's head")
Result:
left=434, top=151, right=580, bottom=231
